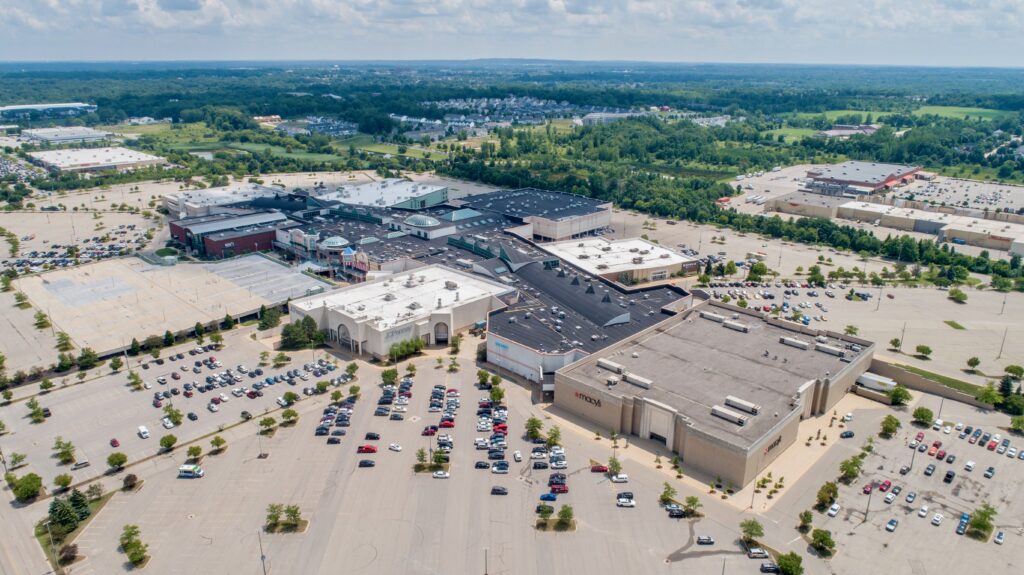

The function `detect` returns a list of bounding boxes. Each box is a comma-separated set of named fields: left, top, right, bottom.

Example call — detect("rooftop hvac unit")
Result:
left=712, top=405, right=748, bottom=427
left=623, top=372, right=652, bottom=389
left=597, top=358, right=624, bottom=374
left=601, top=246, right=612, bottom=252
left=723, top=320, right=749, bottom=333
left=632, top=257, right=644, bottom=264
left=445, top=281, right=459, bottom=290
left=815, top=335, right=829, bottom=343
left=596, top=264, right=608, bottom=270
left=700, top=311, right=726, bottom=323
left=606, top=376, right=619, bottom=386
left=815, top=343, right=845, bottom=357
left=780, top=336, right=809, bottom=350
left=660, top=253, right=670, bottom=258
left=725, top=395, right=761, bottom=415
left=383, top=293, right=397, bottom=301
left=579, top=254, right=590, bottom=259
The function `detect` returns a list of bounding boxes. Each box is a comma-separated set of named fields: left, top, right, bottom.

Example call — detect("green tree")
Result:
left=967, top=503, right=997, bottom=539
left=1005, top=365, right=1024, bottom=380
left=556, top=504, right=574, bottom=528
left=839, top=456, right=862, bottom=481
left=163, top=404, right=184, bottom=426
left=886, top=384, right=912, bottom=406
left=129, top=338, right=141, bottom=356
left=221, top=313, right=235, bottom=330
left=282, top=409, right=299, bottom=424
left=912, top=407, right=934, bottom=425
left=976, top=384, right=1002, bottom=406
left=107, top=452, right=128, bottom=470
left=315, top=381, right=329, bottom=394
left=546, top=425, right=562, bottom=447
left=659, top=482, right=678, bottom=504
left=998, top=375, right=1015, bottom=399
left=740, top=518, right=764, bottom=542
left=345, top=362, right=358, bottom=377
left=450, top=334, right=462, bottom=354
left=798, top=510, right=813, bottom=531
left=880, top=415, right=901, bottom=437
left=915, top=344, right=932, bottom=358
left=258, top=306, right=281, bottom=330
left=76, top=347, right=99, bottom=370
left=608, top=456, right=622, bottom=476
left=52, top=436, right=76, bottom=464
left=348, top=385, right=360, bottom=399
left=284, top=504, right=302, bottom=525
left=477, top=369, right=490, bottom=386
left=489, top=385, right=506, bottom=404
left=8, top=452, right=26, bottom=469
left=2, top=389, right=12, bottom=404
left=888, top=338, right=901, bottom=350
left=381, top=368, right=399, bottom=386
left=163, top=330, right=175, bottom=347
left=159, top=434, right=177, bottom=451
left=187, top=445, right=202, bottom=460
left=844, top=324, right=859, bottom=336
left=39, top=379, right=54, bottom=393
left=432, top=449, right=447, bottom=466
left=53, top=473, right=73, bottom=491
left=416, top=448, right=427, bottom=465
left=68, top=488, right=90, bottom=519
left=816, top=482, right=839, bottom=507
left=683, top=496, right=702, bottom=516
left=330, top=390, right=342, bottom=403
left=1011, top=416, right=1024, bottom=433
left=109, top=356, right=123, bottom=372
left=810, top=528, right=835, bottom=555
left=266, top=503, right=283, bottom=527
left=209, top=332, right=223, bottom=346
left=48, top=497, right=79, bottom=531
left=13, top=473, right=42, bottom=502
left=210, top=435, right=226, bottom=452
left=966, top=356, right=981, bottom=372
left=777, top=552, right=804, bottom=575
left=525, top=417, right=544, bottom=440
left=948, top=288, right=968, bottom=303
left=259, top=417, right=277, bottom=432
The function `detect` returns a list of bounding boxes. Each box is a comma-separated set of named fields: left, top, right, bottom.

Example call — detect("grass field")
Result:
left=337, top=134, right=442, bottom=159
left=790, top=109, right=889, bottom=121
left=912, top=106, right=1010, bottom=121
left=896, top=364, right=983, bottom=396
left=765, top=127, right=817, bottom=142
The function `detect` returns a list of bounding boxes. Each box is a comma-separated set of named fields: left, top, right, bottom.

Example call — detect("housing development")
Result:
left=0, top=37, right=1023, bottom=575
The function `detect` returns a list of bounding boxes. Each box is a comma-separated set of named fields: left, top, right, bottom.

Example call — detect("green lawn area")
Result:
left=224, top=142, right=341, bottom=162
left=944, top=320, right=966, bottom=330
left=98, top=123, right=174, bottom=135
left=154, top=247, right=179, bottom=257
left=896, top=364, right=982, bottom=395
left=790, top=109, right=890, bottom=121
left=337, top=134, right=440, bottom=159
left=766, top=127, right=817, bottom=142
left=35, top=490, right=115, bottom=571
left=913, top=106, right=1010, bottom=121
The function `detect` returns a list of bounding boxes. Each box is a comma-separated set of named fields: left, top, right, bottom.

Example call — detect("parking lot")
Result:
left=897, top=176, right=1024, bottom=213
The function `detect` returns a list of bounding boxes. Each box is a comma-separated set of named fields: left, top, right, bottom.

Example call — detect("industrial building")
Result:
left=554, top=301, right=875, bottom=487
left=807, top=161, right=921, bottom=195
left=22, top=127, right=111, bottom=144
left=816, top=124, right=880, bottom=139
left=459, top=188, right=612, bottom=241
left=0, top=102, right=96, bottom=118
left=27, top=147, right=166, bottom=173
left=169, top=212, right=290, bottom=258
left=541, top=237, right=698, bottom=285
left=289, top=265, right=513, bottom=358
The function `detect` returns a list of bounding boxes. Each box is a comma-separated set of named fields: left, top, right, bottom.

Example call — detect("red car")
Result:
left=421, top=428, right=436, bottom=436
left=211, top=397, right=222, bottom=404
left=936, top=450, right=946, bottom=460
left=494, top=424, right=508, bottom=433
left=171, top=372, right=181, bottom=380
left=928, top=445, right=938, bottom=456
left=184, top=390, right=193, bottom=398
left=879, top=480, right=892, bottom=492
left=439, top=421, right=455, bottom=428
left=591, top=465, right=609, bottom=473
left=915, top=432, right=925, bottom=442
left=357, top=445, right=377, bottom=453
left=110, top=438, right=120, bottom=447
left=863, top=484, right=873, bottom=494
left=550, top=484, right=569, bottom=494
left=246, top=391, right=258, bottom=399
left=987, top=441, right=998, bottom=450
left=152, top=399, right=162, bottom=408
left=399, top=391, right=412, bottom=398
left=969, top=435, right=979, bottom=444
left=932, top=440, right=942, bottom=449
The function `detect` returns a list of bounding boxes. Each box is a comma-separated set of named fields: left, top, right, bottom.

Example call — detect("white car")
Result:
left=550, top=460, right=568, bottom=469
left=550, top=446, right=566, bottom=456
left=919, top=505, right=929, bottom=517
left=842, top=413, right=853, bottom=422
left=432, top=471, right=449, bottom=479
left=207, top=403, right=219, bottom=412
left=965, top=460, right=976, bottom=471
left=428, top=406, right=441, bottom=413
left=143, top=382, right=152, bottom=389
left=393, top=406, right=407, bottom=413
left=943, top=426, right=952, bottom=435
left=955, top=422, right=964, bottom=431
left=530, top=451, right=547, bottom=460
left=827, top=503, right=841, bottom=517
left=616, top=498, right=636, bottom=508
left=931, top=513, right=943, bottom=526
left=1007, top=447, right=1018, bottom=458
left=161, top=417, right=175, bottom=429
left=231, top=388, right=244, bottom=397
left=884, top=492, right=896, bottom=504
left=513, top=450, right=522, bottom=462
left=611, top=474, right=629, bottom=483
left=388, top=443, right=402, bottom=452
left=219, top=393, right=229, bottom=402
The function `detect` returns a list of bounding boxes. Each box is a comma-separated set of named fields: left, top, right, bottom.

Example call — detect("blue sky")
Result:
left=0, top=0, right=1021, bottom=66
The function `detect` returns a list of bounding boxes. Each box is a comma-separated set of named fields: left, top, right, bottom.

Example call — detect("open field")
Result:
left=912, top=106, right=1011, bottom=121
left=336, top=134, right=442, bottom=159
left=765, top=127, right=817, bottom=141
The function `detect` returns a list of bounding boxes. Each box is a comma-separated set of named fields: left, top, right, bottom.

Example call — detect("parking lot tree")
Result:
left=447, top=357, right=460, bottom=372
left=556, top=505, right=574, bottom=528
left=886, top=384, right=912, bottom=406
left=1011, top=417, right=1024, bottom=433
left=975, top=384, right=1001, bottom=406
left=315, top=381, right=329, bottom=394
left=49, top=497, right=79, bottom=532
left=85, top=483, right=103, bottom=501
left=489, top=385, right=506, bottom=404
left=546, top=425, right=562, bottom=447
left=0, top=419, right=5, bottom=435
left=266, top=503, right=284, bottom=527
left=450, top=335, right=462, bottom=354
left=259, top=417, right=277, bottom=433
left=55, top=331, right=73, bottom=352
left=127, top=370, right=143, bottom=391
left=330, top=390, right=342, bottom=404
left=525, top=417, right=544, bottom=440
left=1006, top=365, right=1024, bottom=380
left=123, top=474, right=138, bottom=490
left=128, top=338, right=141, bottom=356
left=968, top=503, right=997, bottom=539
left=13, top=473, right=42, bottom=502
left=119, top=524, right=141, bottom=549
left=222, top=313, right=235, bottom=330
left=777, top=552, right=804, bottom=575
left=0, top=275, right=9, bottom=292
left=283, top=392, right=299, bottom=404
left=53, top=436, right=76, bottom=464
left=55, top=352, right=76, bottom=373
left=537, top=504, right=554, bottom=520
left=258, top=306, right=282, bottom=330
left=163, top=405, right=184, bottom=426
left=381, top=368, right=399, bottom=386
left=683, top=496, right=702, bottom=516
left=210, top=435, right=226, bottom=453
left=163, top=330, right=175, bottom=347
left=58, top=544, right=78, bottom=565
left=258, top=351, right=270, bottom=367
left=187, top=446, right=202, bottom=460
left=799, top=510, right=813, bottom=532
left=966, top=356, right=981, bottom=372
left=810, top=528, right=835, bottom=556
left=347, top=385, right=360, bottom=399
left=2, top=390, right=11, bottom=404
left=109, top=356, right=123, bottom=372
left=740, top=518, right=764, bottom=543
left=39, top=379, right=54, bottom=393
left=912, top=407, right=934, bottom=426
left=948, top=288, right=968, bottom=303
left=272, top=352, right=289, bottom=368
left=608, top=456, right=622, bottom=476
left=888, top=337, right=901, bottom=351
left=477, top=369, right=490, bottom=386
left=159, top=434, right=177, bottom=451
left=999, top=375, right=1014, bottom=399
left=491, top=374, right=502, bottom=387
left=282, top=409, right=299, bottom=424
left=660, top=482, right=678, bottom=505
left=880, top=415, right=901, bottom=438
left=142, top=335, right=162, bottom=351
left=53, top=473, right=73, bottom=491
left=724, top=261, right=737, bottom=276
left=284, top=505, right=302, bottom=526
left=844, top=325, right=859, bottom=336
left=107, top=452, right=128, bottom=470
left=405, top=363, right=416, bottom=376
left=838, top=456, right=862, bottom=481
left=345, top=362, right=358, bottom=377
left=13, top=291, right=28, bottom=306
left=416, top=448, right=427, bottom=465
left=914, top=344, right=932, bottom=359
left=9, top=452, right=26, bottom=469
left=431, top=449, right=447, bottom=467
left=68, top=488, right=90, bottom=520
left=209, top=332, right=223, bottom=347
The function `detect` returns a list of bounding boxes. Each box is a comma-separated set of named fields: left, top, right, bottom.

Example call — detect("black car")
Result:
left=617, top=491, right=634, bottom=500
left=187, top=412, right=198, bottom=421
left=924, top=464, right=936, bottom=476
left=668, top=509, right=685, bottom=518
left=390, top=414, right=404, bottom=421
left=365, top=432, right=380, bottom=440
left=840, top=431, right=855, bottom=439
left=358, top=460, right=375, bottom=468
left=331, top=429, right=346, bottom=436
left=488, top=451, right=505, bottom=460
left=760, top=563, right=780, bottom=573
left=315, top=427, right=329, bottom=436
left=327, top=437, right=341, bottom=445
left=491, top=486, right=508, bottom=496
left=475, top=461, right=490, bottom=469
left=240, top=411, right=252, bottom=420
left=374, top=408, right=389, bottom=417
left=532, top=461, right=549, bottom=470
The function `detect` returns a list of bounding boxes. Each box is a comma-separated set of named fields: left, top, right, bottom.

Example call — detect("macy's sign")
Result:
left=575, top=391, right=602, bottom=408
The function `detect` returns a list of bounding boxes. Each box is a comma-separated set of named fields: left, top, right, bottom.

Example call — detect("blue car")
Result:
left=540, top=493, right=557, bottom=502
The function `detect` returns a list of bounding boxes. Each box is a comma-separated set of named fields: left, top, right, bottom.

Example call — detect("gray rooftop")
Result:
left=561, top=303, right=870, bottom=449
left=461, top=188, right=609, bottom=221
left=176, top=212, right=288, bottom=236
left=809, top=161, right=919, bottom=186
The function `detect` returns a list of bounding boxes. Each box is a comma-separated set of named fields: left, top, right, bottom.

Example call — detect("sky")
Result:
left=0, top=0, right=1021, bottom=67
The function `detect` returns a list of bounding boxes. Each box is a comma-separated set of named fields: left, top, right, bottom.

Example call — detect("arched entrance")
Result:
left=336, top=324, right=352, bottom=349
left=433, top=322, right=449, bottom=344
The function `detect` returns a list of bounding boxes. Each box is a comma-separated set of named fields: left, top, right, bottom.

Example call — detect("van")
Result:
left=276, top=397, right=288, bottom=407
left=933, top=419, right=943, bottom=431
left=138, top=426, right=150, bottom=439
left=177, top=464, right=205, bottom=478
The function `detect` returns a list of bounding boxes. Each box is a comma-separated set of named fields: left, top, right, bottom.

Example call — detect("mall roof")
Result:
left=460, top=188, right=610, bottom=221
left=173, top=211, right=288, bottom=236
left=542, top=237, right=693, bottom=276
left=290, top=264, right=513, bottom=331
left=561, top=302, right=871, bottom=449
left=22, top=127, right=110, bottom=140
left=319, top=178, right=446, bottom=208
left=809, top=161, right=919, bottom=185
left=28, top=147, right=164, bottom=169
